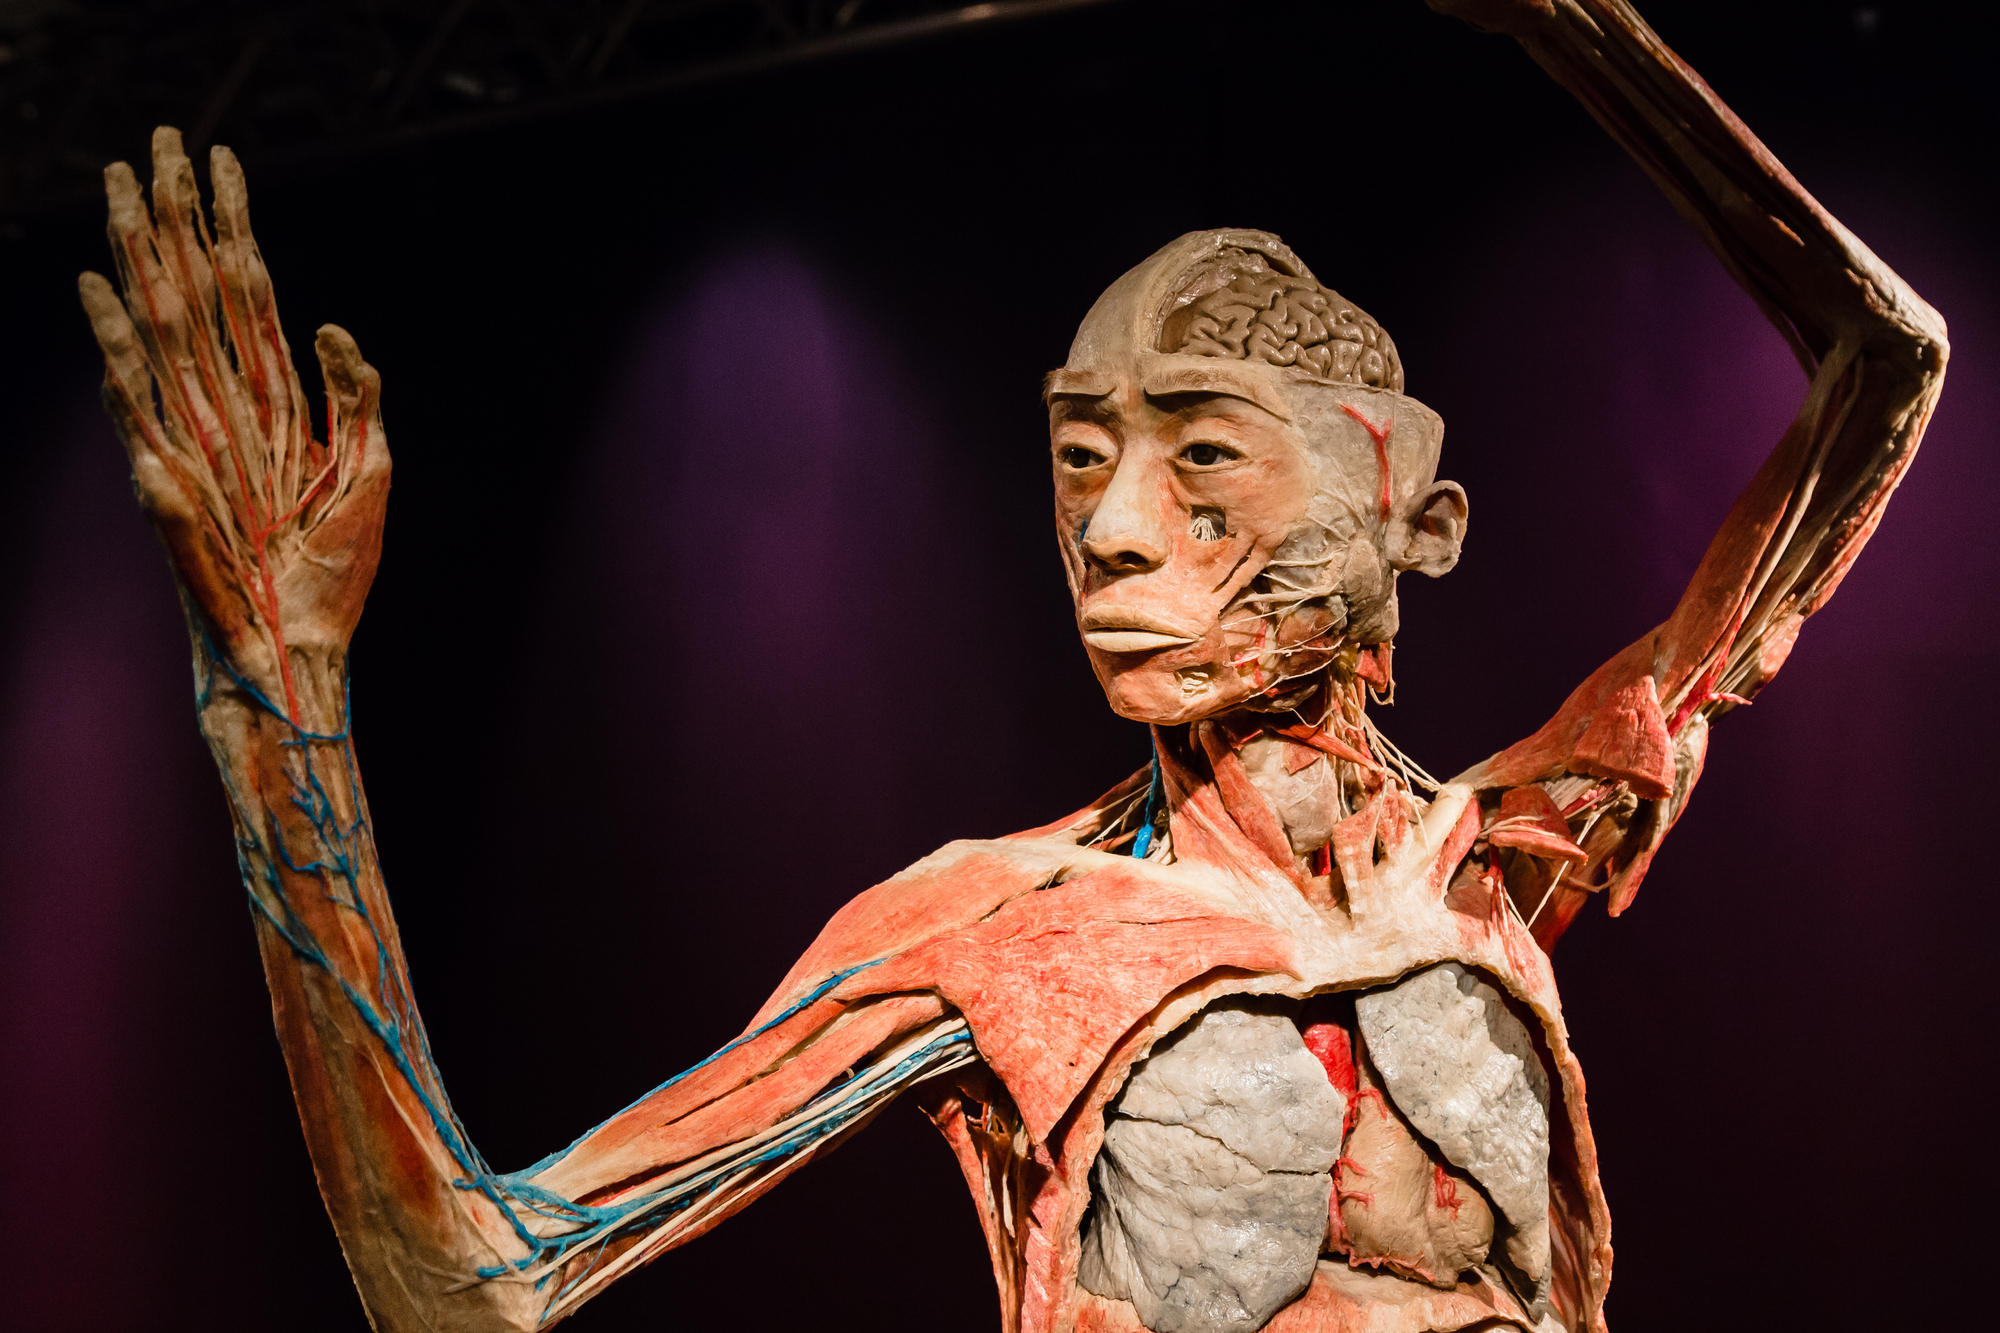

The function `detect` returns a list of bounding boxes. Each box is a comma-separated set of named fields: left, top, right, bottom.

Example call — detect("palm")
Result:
left=78, top=128, right=390, bottom=729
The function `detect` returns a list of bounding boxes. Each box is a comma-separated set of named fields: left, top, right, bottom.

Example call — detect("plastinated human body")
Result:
left=75, top=3, right=1946, bottom=1331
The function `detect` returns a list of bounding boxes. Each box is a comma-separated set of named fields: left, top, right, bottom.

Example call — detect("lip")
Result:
left=1079, top=608, right=1204, bottom=654
left=1083, top=629, right=1198, bottom=653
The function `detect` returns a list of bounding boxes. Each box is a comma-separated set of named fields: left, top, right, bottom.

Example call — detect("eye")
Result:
left=1179, top=442, right=1238, bottom=467
left=1059, top=445, right=1106, bottom=470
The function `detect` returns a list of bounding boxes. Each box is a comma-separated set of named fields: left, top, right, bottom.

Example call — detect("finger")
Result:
left=315, top=324, right=389, bottom=478
left=103, top=158, right=178, bottom=371
left=210, top=144, right=310, bottom=468
left=296, top=325, right=391, bottom=627
left=315, top=325, right=386, bottom=449
left=102, top=154, right=232, bottom=481
left=149, top=127, right=219, bottom=342
left=81, top=269, right=229, bottom=579
left=312, top=324, right=391, bottom=520
left=77, top=270, right=157, bottom=452
left=97, top=168, right=195, bottom=472
left=153, top=127, right=276, bottom=509
left=101, top=159, right=162, bottom=363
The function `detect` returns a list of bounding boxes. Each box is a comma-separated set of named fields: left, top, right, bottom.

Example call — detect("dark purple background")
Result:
left=2, top=2, right=1994, bottom=1329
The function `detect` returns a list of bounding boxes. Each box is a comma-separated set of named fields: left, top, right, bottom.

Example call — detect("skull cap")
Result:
left=1064, top=229, right=1323, bottom=372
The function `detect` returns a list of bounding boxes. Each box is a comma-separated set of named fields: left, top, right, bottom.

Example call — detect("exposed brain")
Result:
left=1157, top=247, right=1405, bottom=393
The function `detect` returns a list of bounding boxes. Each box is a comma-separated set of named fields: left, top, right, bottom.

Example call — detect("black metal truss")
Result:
left=0, top=0, right=1118, bottom=219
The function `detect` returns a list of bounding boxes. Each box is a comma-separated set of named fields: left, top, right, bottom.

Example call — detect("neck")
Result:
left=1224, top=673, right=1377, bottom=873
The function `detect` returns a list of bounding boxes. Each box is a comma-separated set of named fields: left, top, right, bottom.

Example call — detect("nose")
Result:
left=1081, top=454, right=1172, bottom=574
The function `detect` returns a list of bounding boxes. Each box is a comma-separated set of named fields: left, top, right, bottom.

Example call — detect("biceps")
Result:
left=509, top=997, right=975, bottom=1321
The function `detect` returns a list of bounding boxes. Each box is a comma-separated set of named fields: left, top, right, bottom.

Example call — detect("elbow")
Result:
left=1871, top=281, right=1949, bottom=380
left=1846, top=299, right=1947, bottom=400
left=1903, top=298, right=1949, bottom=378
left=1925, top=319, right=1950, bottom=377
left=1827, top=240, right=1949, bottom=381
left=1901, top=318, right=1948, bottom=402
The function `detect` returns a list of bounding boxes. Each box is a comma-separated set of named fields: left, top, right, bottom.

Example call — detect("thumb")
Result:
left=314, top=323, right=391, bottom=494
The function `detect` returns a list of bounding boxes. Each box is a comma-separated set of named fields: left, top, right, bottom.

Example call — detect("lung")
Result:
left=1078, top=1000, right=1345, bottom=1333
left=1354, top=963, right=1552, bottom=1280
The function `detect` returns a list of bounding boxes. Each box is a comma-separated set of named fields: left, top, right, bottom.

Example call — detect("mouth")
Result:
left=1080, top=609, right=1203, bottom=655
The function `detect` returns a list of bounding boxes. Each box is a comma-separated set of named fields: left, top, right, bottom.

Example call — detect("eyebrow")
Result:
left=1042, top=366, right=1292, bottom=421
left=1048, top=397, right=1114, bottom=428
left=1043, top=368, right=1114, bottom=404
left=1140, top=367, right=1291, bottom=421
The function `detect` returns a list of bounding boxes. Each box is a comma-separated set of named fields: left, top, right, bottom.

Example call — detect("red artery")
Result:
left=1341, top=402, right=1395, bottom=521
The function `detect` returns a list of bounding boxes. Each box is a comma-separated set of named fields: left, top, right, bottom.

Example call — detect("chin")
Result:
left=1091, top=653, right=1259, bottom=726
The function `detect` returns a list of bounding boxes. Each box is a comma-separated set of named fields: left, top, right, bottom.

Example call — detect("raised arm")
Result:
left=78, top=126, right=555, bottom=1329
left=1436, top=0, right=1949, bottom=943
left=78, top=129, right=989, bottom=1331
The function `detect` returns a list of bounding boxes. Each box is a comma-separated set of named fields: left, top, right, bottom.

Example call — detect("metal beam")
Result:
left=0, top=0, right=1127, bottom=222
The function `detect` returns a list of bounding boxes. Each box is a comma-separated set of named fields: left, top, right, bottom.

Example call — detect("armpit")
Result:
left=1462, top=712, right=1710, bottom=954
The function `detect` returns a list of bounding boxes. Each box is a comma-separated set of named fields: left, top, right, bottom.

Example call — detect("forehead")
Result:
left=1046, top=358, right=1294, bottom=424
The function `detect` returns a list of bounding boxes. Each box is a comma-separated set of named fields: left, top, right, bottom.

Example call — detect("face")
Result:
left=1051, top=369, right=1339, bottom=724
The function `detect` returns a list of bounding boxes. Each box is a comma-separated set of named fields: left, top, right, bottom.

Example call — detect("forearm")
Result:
left=196, top=641, right=544, bottom=1331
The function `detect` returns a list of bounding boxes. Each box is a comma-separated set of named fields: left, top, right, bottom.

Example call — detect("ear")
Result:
left=1386, top=481, right=1468, bottom=577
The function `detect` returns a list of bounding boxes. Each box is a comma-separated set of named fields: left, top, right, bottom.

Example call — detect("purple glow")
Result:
left=507, top=244, right=964, bottom=931
left=0, top=409, right=192, bottom=1327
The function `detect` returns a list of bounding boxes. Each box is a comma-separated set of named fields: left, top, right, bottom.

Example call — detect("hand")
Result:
left=79, top=128, right=390, bottom=727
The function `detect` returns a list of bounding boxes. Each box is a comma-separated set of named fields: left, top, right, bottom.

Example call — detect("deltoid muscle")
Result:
left=76, top=3, right=1945, bottom=1332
